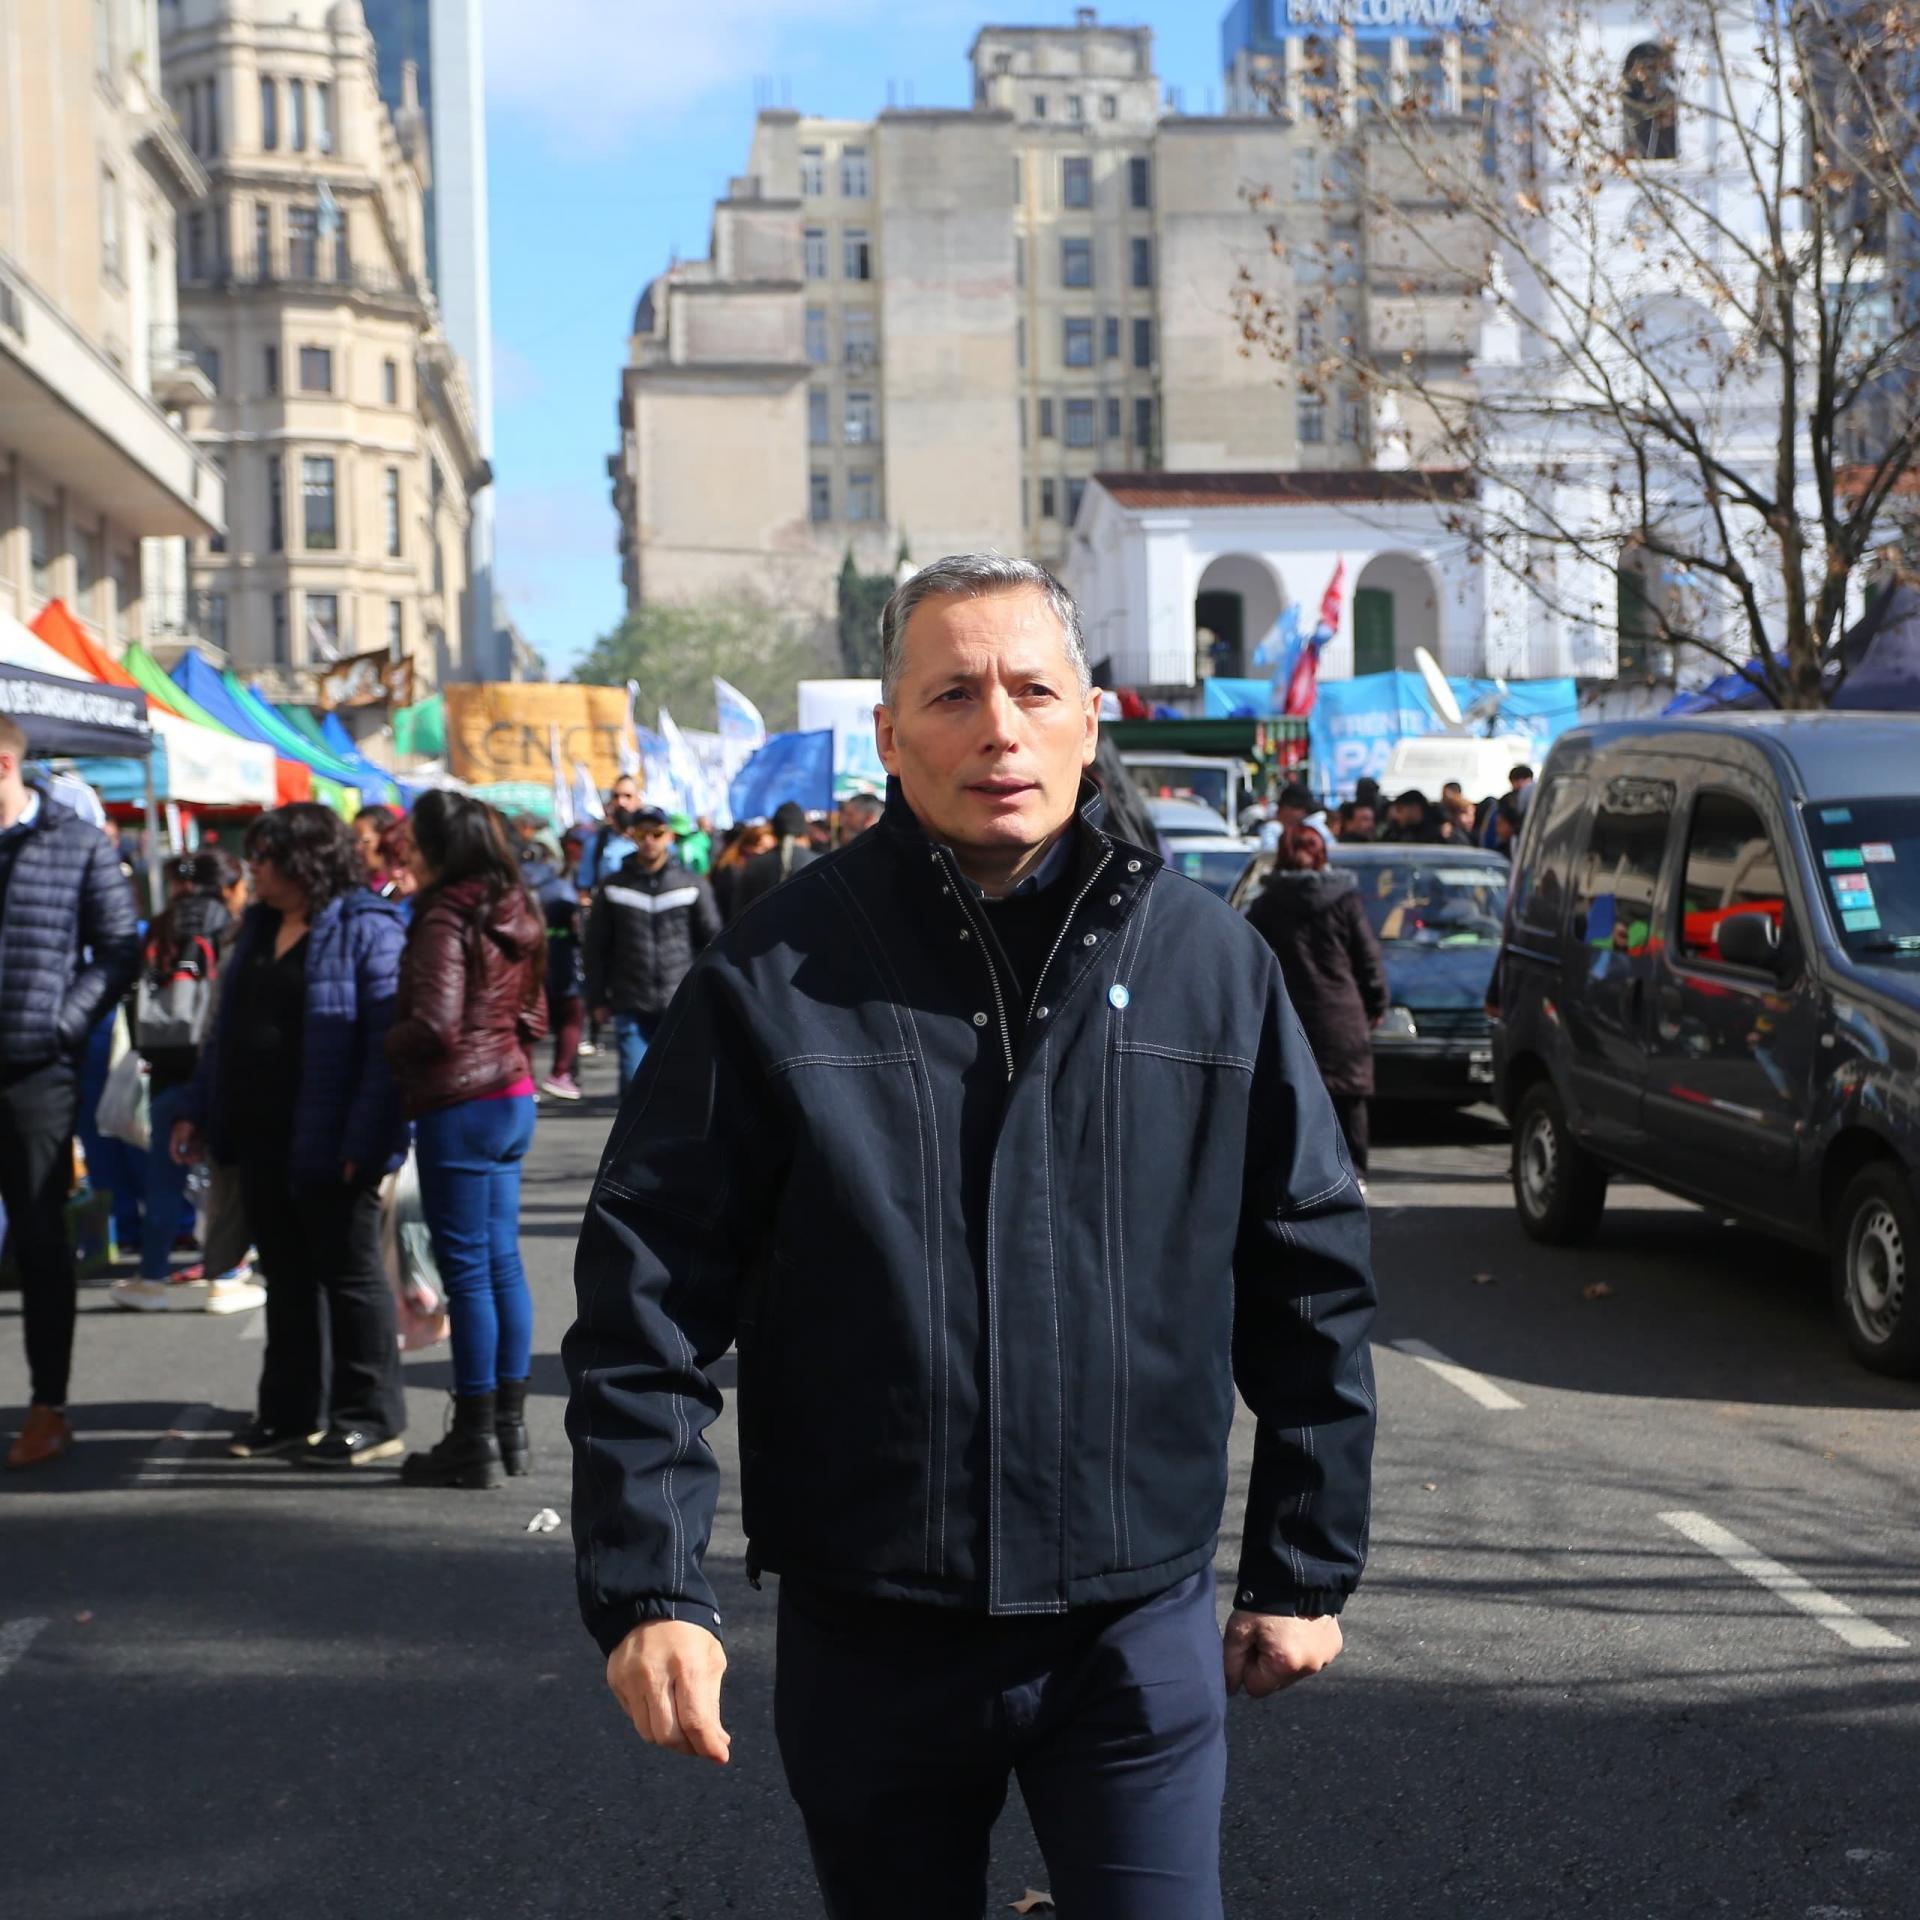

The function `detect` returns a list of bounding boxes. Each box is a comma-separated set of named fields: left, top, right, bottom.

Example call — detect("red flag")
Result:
left=1282, top=562, right=1347, bottom=717
left=1317, top=560, right=1346, bottom=640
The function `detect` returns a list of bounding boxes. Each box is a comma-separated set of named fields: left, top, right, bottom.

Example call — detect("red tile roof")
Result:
left=1091, top=469, right=1474, bottom=510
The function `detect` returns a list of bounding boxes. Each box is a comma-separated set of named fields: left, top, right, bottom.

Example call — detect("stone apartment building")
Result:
left=158, top=0, right=488, bottom=695
left=0, top=0, right=225, bottom=645
left=610, top=7, right=1484, bottom=625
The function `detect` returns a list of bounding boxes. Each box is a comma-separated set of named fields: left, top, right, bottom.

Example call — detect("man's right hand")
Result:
left=606, top=1620, right=730, bottom=1765
left=170, top=1119, right=205, bottom=1166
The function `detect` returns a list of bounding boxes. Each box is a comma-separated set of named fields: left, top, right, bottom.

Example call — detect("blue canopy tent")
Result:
left=1664, top=585, right=1920, bottom=714
left=170, top=653, right=378, bottom=804
left=318, top=710, right=423, bottom=806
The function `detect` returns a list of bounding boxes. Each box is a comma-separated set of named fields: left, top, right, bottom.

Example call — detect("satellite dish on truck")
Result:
left=1414, top=645, right=1510, bottom=736
left=1385, top=647, right=1533, bottom=801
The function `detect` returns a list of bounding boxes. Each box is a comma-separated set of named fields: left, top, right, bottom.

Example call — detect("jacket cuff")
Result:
left=585, top=1593, right=727, bottom=1659
left=1228, top=1581, right=1348, bottom=1618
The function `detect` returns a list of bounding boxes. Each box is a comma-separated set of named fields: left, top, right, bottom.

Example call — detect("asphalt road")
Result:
left=5, top=1069, right=1920, bottom=1920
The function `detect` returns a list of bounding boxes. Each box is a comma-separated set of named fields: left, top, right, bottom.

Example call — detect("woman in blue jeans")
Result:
left=386, top=793, right=546, bottom=1488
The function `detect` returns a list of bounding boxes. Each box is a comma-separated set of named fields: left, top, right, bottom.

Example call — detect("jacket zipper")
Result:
left=1025, top=846, right=1113, bottom=1028
left=937, top=849, right=1017, bottom=1081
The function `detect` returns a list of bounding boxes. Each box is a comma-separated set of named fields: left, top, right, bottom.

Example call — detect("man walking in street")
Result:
left=0, top=715, right=140, bottom=1467
left=566, top=554, right=1376, bottom=1917
left=582, top=805, right=720, bottom=1097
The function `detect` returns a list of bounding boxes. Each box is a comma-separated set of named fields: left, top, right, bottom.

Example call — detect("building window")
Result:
left=299, top=345, right=333, bottom=392
left=26, top=498, right=54, bottom=603
left=843, top=228, right=872, bottom=281
left=305, top=591, right=340, bottom=661
left=1018, top=398, right=1027, bottom=447
left=384, top=466, right=402, bottom=557
left=1063, top=317, right=1095, bottom=367
left=809, top=471, right=831, bottom=522
left=844, top=308, right=876, bottom=368
left=267, top=457, right=284, bottom=550
left=809, top=388, right=829, bottom=446
left=289, top=79, right=306, bottom=152
left=848, top=471, right=877, bottom=521
left=1066, top=478, right=1086, bottom=523
left=1016, top=317, right=1026, bottom=368
left=1623, top=41, right=1678, bottom=161
left=302, top=456, right=337, bottom=550
left=1064, top=398, right=1096, bottom=447
left=1104, top=315, right=1120, bottom=360
left=260, top=76, right=278, bottom=151
left=804, top=307, right=829, bottom=364
left=1015, top=243, right=1025, bottom=288
left=1038, top=396, right=1055, bottom=438
left=255, top=202, right=271, bottom=274
left=1033, top=94, right=1048, bottom=119
left=1129, top=155, right=1152, bottom=209
left=288, top=205, right=318, bottom=279
left=1131, top=316, right=1152, bottom=368
left=803, top=228, right=827, bottom=280
left=841, top=145, right=869, bottom=197
left=272, top=589, right=288, bottom=662
left=1061, top=237, right=1093, bottom=288
left=1066, top=94, right=1084, bottom=122
left=1130, top=236, right=1153, bottom=288
left=1133, top=395, right=1154, bottom=453
left=1040, top=478, right=1057, bottom=519
left=800, top=147, right=825, bottom=196
left=845, top=390, right=876, bottom=444
left=382, top=356, right=398, bottom=405
left=185, top=210, right=207, bottom=280
left=387, top=599, right=403, bottom=655
left=1062, top=156, right=1092, bottom=209
left=264, top=343, right=280, bottom=395
left=1297, top=395, right=1326, bottom=445
left=1101, top=95, right=1118, bottom=120
left=1105, top=395, right=1121, bottom=440
left=193, top=343, right=221, bottom=392
left=100, top=167, right=121, bottom=281
left=1339, top=393, right=1364, bottom=443
left=315, top=82, right=332, bottom=154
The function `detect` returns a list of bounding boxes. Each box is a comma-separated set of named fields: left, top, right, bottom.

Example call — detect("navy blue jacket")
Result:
left=184, top=886, right=409, bottom=1182
left=566, top=781, right=1377, bottom=1655
left=0, top=788, right=140, bottom=1071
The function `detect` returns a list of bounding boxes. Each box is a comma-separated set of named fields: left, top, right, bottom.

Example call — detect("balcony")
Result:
left=148, top=324, right=217, bottom=407
left=179, top=244, right=427, bottom=312
left=144, top=589, right=230, bottom=659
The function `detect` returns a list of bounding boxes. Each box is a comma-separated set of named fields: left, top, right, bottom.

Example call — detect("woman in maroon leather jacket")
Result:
left=386, top=792, right=546, bottom=1488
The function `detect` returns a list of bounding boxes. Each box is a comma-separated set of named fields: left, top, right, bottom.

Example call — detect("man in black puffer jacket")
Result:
left=566, top=557, right=1376, bottom=1917
left=583, top=806, right=721, bottom=1097
left=0, top=715, right=140, bottom=1468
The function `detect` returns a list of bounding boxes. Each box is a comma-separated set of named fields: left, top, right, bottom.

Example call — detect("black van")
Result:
left=1490, top=714, right=1920, bottom=1375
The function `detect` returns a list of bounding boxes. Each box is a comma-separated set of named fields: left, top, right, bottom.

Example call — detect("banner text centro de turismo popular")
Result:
left=444, top=684, right=632, bottom=792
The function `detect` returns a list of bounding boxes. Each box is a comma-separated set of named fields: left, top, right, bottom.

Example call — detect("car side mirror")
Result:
left=1717, top=912, right=1784, bottom=972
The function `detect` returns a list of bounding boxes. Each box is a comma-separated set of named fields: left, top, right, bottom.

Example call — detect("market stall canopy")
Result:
left=318, top=710, right=421, bottom=805
left=0, top=651, right=151, bottom=758
left=222, top=669, right=392, bottom=802
left=170, top=652, right=371, bottom=809
left=122, top=643, right=312, bottom=804
left=29, top=598, right=139, bottom=688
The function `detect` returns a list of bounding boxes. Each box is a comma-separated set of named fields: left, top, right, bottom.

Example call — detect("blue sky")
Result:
left=482, top=1, right=1227, bottom=673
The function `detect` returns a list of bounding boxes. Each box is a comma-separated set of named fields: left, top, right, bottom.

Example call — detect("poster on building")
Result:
left=317, top=648, right=415, bottom=711
left=444, top=683, right=633, bottom=792
left=797, top=679, right=887, bottom=800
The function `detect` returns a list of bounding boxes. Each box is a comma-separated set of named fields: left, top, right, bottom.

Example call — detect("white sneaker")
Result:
left=577, top=1040, right=599, bottom=1058
left=111, top=1276, right=210, bottom=1313
left=204, top=1274, right=267, bottom=1315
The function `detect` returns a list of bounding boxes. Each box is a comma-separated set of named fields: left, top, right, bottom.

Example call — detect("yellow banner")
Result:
left=444, top=683, right=631, bottom=791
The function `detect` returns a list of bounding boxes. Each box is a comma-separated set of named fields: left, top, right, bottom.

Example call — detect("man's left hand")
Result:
left=1222, top=1610, right=1343, bottom=1698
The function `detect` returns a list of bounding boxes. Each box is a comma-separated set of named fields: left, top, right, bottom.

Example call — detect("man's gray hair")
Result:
left=878, top=553, right=1091, bottom=705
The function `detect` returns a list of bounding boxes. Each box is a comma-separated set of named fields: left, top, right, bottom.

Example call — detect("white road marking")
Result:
left=137, top=1403, right=215, bottom=1483
left=0, top=1617, right=49, bottom=1683
left=238, top=1308, right=264, bottom=1342
left=1391, top=1339, right=1525, bottom=1411
left=1659, top=1511, right=1909, bottom=1652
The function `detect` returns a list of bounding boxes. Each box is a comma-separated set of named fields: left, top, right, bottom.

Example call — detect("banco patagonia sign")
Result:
left=1283, top=0, right=1492, bottom=30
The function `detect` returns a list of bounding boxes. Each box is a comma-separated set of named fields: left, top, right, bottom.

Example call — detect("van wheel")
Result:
left=1512, top=1084, right=1607, bottom=1245
left=1831, top=1163, right=1920, bottom=1376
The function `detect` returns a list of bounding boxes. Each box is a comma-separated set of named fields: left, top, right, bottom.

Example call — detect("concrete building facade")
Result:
left=158, top=0, right=488, bottom=696
left=0, top=0, right=225, bottom=645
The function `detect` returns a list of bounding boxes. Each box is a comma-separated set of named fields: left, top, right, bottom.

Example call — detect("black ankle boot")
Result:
left=495, top=1377, right=530, bottom=1478
left=400, top=1393, right=504, bottom=1489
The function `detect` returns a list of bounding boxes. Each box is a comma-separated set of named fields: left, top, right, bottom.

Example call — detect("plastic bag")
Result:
left=381, top=1148, right=449, bottom=1352
left=95, top=1038, right=151, bottom=1152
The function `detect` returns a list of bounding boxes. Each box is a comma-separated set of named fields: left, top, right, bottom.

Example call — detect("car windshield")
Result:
left=1173, top=847, right=1256, bottom=900
left=1131, top=763, right=1231, bottom=816
left=1350, top=859, right=1509, bottom=946
left=1801, top=798, right=1920, bottom=966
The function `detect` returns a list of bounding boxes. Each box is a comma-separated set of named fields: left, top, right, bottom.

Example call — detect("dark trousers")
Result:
left=238, top=1150, right=404, bottom=1439
left=775, top=1568, right=1227, bottom=1920
left=1331, top=1093, right=1370, bottom=1176
left=548, top=989, right=583, bottom=1080
left=0, top=1060, right=80, bottom=1407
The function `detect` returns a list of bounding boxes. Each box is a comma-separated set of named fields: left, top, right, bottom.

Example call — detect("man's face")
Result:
left=610, top=777, right=640, bottom=819
left=632, top=822, right=673, bottom=871
left=875, top=588, right=1097, bottom=862
left=1346, top=805, right=1375, bottom=840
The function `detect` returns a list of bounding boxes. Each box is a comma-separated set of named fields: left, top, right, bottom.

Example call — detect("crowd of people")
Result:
left=1247, top=764, right=1535, bottom=855
left=0, top=712, right=884, bottom=1476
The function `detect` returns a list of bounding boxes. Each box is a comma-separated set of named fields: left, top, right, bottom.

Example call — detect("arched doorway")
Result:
left=1353, top=553, right=1442, bottom=674
left=1194, top=554, right=1284, bottom=682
